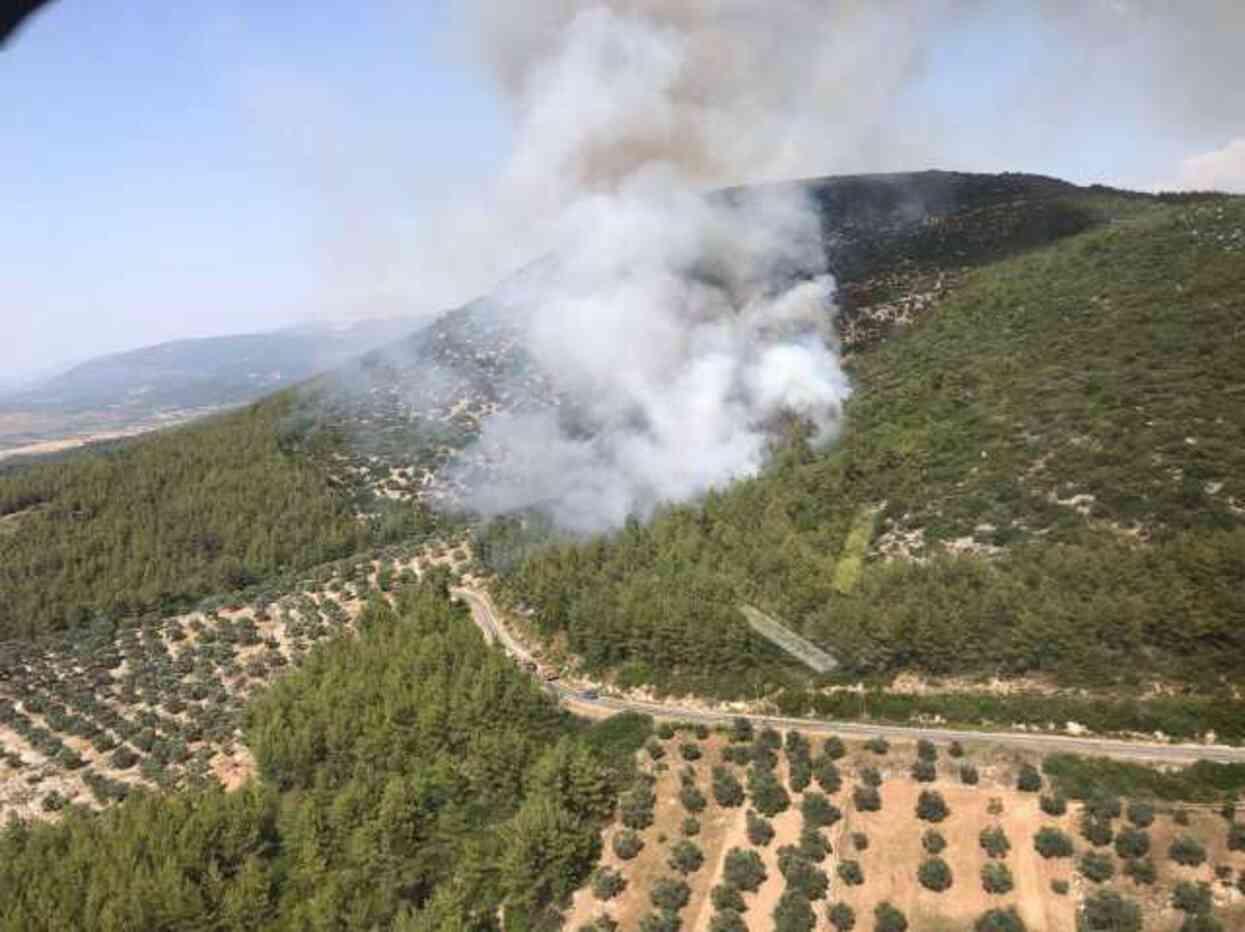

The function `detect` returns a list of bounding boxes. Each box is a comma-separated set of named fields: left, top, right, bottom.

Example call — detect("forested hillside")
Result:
left=0, top=394, right=437, bottom=639
left=490, top=195, right=1245, bottom=697
left=0, top=580, right=641, bottom=929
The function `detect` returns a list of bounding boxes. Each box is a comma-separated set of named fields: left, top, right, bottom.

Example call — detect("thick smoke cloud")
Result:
left=444, top=1, right=869, bottom=531
left=421, top=0, right=1244, bottom=531
left=461, top=177, right=847, bottom=532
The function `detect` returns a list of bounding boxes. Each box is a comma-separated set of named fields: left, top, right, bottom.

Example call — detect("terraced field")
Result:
left=0, top=540, right=471, bottom=820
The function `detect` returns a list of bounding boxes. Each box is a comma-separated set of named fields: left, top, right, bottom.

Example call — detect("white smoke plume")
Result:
left=445, top=2, right=863, bottom=531
left=462, top=175, right=847, bottom=532
left=401, top=0, right=1243, bottom=531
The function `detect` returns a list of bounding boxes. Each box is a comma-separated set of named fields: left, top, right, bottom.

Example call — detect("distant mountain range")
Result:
left=0, top=317, right=423, bottom=451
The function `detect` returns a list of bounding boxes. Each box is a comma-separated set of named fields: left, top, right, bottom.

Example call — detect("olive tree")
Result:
left=918, top=857, right=953, bottom=892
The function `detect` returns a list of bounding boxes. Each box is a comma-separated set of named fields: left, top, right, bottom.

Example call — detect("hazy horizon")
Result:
left=5, top=1, right=1243, bottom=381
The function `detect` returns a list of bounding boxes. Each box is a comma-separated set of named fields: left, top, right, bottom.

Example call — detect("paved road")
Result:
left=454, top=588, right=1245, bottom=765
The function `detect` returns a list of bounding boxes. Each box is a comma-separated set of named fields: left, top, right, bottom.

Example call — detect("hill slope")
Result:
left=3, top=169, right=1238, bottom=688
left=487, top=191, right=1245, bottom=697
left=0, top=317, right=422, bottom=453
left=295, top=170, right=1107, bottom=508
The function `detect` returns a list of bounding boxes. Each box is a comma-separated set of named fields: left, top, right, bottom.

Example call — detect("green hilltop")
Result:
left=487, top=190, right=1245, bottom=699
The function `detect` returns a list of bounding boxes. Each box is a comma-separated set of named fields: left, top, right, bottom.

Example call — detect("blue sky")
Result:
left=2, top=1, right=1240, bottom=381
left=2, top=1, right=508, bottom=379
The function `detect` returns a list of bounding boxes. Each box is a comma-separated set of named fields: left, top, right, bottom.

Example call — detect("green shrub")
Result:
left=712, top=767, right=745, bottom=807
left=1169, top=835, right=1208, bottom=867
left=1226, top=822, right=1245, bottom=852
left=851, top=832, right=868, bottom=851
left=1083, top=793, right=1122, bottom=821
left=798, top=826, right=830, bottom=863
left=668, top=841, right=704, bottom=876
left=746, top=809, right=774, bottom=846
left=916, top=790, right=949, bottom=823
left=1125, top=800, right=1154, bottom=827
left=730, top=718, right=753, bottom=743
left=1051, top=879, right=1069, bottom=895
left=822, top=736, right=846, bottom=760
left=1171, top=880, right=1213, bottom=915
left=711, top=884, right=746, bottom=913
left=110, top=746, right=139, bottom=770
left=681, top=816, right=701, bottom=837
left=657, top=723, right=676, bottom=740
left=1017, top=764, right=1042, bottom=793
left=948, top=740, right=965, bottom=758
left=845, top=782, right=879, bottom=813
left=646, top=738, right=667, bottom=761
left=788, top=757, right=812, bottom=793
left=911, top=759, right=936, bottom=783
left=865, top=737, right=889, bottom=755
left=777, top=850, right=828, bottom=901
left=650, top=877, right=691, bottom=912
left=748, top=767, right=791, bottom=817
left=873, top=902, right=908, bottom=932
left=801, top=792, right=840, bottom=828
left=613, top=830, right=644, bottom=860
left=974, top=907, right=1026, bottom=932
left=860, top=766, right=882, bottom=787
left=709, top=910, right=746, bottom=932
left=1122, top=857, right=1156, bottom=885
left=1078, top=891, right=1141, bottom=932
left=1078, top=851, right=1115, bottom=884
left=592, top=868, right=626, bottom=901
left=917, top=857, right=953, bottom=892
left=922, top=829, right=947, bottom=854
left=961, top=763, right=980, bottom=785
left=679, top=784, right=707, bottom=814
left=981, top=862, right=1014, bottom=895
left=1079, top=814, right=1113, bottom=848
left=1034, top=826, right=1074, bottom=859
left=723, top=848, right=766, bottom=892
left=814, top=757, right=842, bottom=794
left=1040, top=794, right=1067, bottom=816
left=679, top=742, right=702, bottom=762
left=638, top=911, right=679, bottom=932
left=1114, top=828, right=1150, bottom=859
left=773, top=890, right=815, bottom=932
left=980, top=826, right=1010, bottom=859
left=620, top=786, right=656, bottom=830
left=836, top=860, right=863, bottom=886
left=916, top=739, right=937, bottom=761
left=827, top=902, right=855, bottom=931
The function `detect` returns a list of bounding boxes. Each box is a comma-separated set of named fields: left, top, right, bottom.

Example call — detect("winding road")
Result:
left=454, top=588, right=1245, bottom=765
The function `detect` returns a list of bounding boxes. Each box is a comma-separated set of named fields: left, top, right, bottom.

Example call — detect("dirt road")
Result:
left=453, top=588, right=1245, bottom=765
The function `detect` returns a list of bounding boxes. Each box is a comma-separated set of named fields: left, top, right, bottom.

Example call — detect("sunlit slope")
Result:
left=496, top=194, right=1245, bottom=695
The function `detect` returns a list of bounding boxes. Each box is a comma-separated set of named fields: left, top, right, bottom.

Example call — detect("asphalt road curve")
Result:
left=453, top=588, right=1245, bottom=765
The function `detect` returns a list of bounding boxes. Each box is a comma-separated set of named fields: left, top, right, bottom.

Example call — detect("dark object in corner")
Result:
left=2, top=0, right=55, bottom=46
